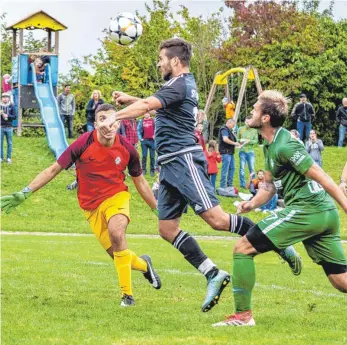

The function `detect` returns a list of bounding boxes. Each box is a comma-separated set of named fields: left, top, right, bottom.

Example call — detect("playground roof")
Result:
left=6, top=11, right=67, bottom=31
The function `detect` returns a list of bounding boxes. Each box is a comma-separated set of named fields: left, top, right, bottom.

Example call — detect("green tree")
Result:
left=1, top=13, right=13, bottom=81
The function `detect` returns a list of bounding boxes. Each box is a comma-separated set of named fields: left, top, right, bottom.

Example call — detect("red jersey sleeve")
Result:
left=119, top=136, right=142, bottom=177
left=57, top=132, right=94, bottom=169
left=215, top=152, right=222, bottom=163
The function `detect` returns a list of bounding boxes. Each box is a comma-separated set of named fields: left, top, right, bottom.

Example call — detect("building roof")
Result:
left=6, top=11, right=67, bottom=31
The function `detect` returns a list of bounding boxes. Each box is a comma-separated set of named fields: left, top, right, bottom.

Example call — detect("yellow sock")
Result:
left=113, top=249, right=132, bottom=296
left=130, top=250, right=148, bottom=272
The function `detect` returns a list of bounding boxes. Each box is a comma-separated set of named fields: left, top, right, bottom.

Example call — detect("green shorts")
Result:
left=257, top=207, right=346, bottom=266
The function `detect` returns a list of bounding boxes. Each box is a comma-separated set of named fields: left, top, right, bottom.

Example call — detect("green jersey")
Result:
left=263, top=127, right=335, bottom=212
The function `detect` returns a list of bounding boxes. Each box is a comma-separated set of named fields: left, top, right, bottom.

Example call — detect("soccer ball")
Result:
left=109, top=12, right=143, bottom=46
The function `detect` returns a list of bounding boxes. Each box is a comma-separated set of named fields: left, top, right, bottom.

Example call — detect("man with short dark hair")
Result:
left=0, top=103, right=161, bottom=307
left=98, top=38, right=300, bottom=312
left=218, top=118, right=239, bottom=189
left=291, top=93, right=315, bottom=141
left=57, top=84, right=75, bottom=138
left=213, top=90, right=347, bottom=327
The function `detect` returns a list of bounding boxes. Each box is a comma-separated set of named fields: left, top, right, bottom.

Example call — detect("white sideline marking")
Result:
left=157, top=269, right=346, bottom=300
left=1, top=231, right=347, bottom=243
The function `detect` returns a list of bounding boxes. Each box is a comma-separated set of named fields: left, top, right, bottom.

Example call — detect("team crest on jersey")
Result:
left=115, top=157, right=121, bottom=165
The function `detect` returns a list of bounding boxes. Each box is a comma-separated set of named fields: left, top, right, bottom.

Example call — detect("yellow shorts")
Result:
left=84, top=191, right=131, bottom=250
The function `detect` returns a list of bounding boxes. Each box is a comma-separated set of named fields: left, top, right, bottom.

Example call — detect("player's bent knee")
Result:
left=233, top=236, right=255, bottom=255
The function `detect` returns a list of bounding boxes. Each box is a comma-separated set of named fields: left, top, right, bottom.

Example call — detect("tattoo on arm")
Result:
left=260, top=182, right=276, bottom=193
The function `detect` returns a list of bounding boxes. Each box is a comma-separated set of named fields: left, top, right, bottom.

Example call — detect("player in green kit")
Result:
left=213, top=90, right=347, bottom=327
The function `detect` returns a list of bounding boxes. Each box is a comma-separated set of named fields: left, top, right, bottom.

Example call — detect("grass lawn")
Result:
left=2, top=234, right=347, bottom=345
left=1, top=137, right=347, bottom=238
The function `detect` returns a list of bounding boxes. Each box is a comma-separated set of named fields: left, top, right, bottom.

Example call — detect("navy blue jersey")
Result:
left=153, top=73, right=200, bottom=161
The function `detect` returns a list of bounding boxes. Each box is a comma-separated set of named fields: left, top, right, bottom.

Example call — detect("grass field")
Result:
left=2, top=234, right=347, bottom=345
left=1, top=137, right=347, bottom=345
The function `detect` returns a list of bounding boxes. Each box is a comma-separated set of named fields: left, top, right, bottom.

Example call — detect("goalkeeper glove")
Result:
left=0, top=187, right=32, bottom=214
left=152, top=208, right=159, bottom=218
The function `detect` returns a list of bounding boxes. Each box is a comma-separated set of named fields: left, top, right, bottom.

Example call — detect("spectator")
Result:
left=246, top=170, right=279, bottom=212
left=0, top=93, right=16, bottom=164
left=237, top=116, right=258, bottom=188
left=34, top=58, right=45, bottom=83
left=194, top=123, right=206, bottom=151
left=222, top=96, right=235, bottom=120
left=120, top=119, right=138, bottom=147
left=198, top=109, right=209, bottom=141
left=205, top=140, right=221, bottom=190
left=2, top=74, right=12, bottom=99
left=291, top=93, right=315, bottom=141
left=218, top=118, right=239, bottom=188
left=138, top=112, right=156, bottom=176
left=290, top=129, right=304, bottom=145
left=336, top=98, right=347, bottom=147
left=305, top=129, right=324, bottom=167
left=57, top=84, right=75, bottom=139
left=339, top=162, right=347, bottom=196
left=86, top=90, right=104, bottom=132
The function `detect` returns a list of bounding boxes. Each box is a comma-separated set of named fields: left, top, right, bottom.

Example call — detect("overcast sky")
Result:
left=3, top=0, right=347, bottom=74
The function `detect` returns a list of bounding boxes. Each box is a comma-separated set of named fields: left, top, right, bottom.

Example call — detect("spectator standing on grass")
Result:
left=198, top=109, right=209, bottom=142
left=291, top=93, right=315, bottom=141
left=86, top=90, right=104, bottom=132
left=336, top=98, right=347, bottom=147
left=205, top=140, right=221, bottom=190
left=138, top=112, right=156, bottom=176
left=237, top=116, right=258, bottom=188
left=218, top=118, right=239, bottom=188
left=57, top=84, right=76, bottom=139
left=120, top=119, right=138, bottom=148
left=195, top=123, right=206, bottom=151
left=0, top=93, right=16, bottom=164
left=305, top=129, right=324, bottom=167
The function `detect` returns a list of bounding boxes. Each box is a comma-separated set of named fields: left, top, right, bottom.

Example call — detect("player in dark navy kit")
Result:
left=100, top=38, right=301, bottom=312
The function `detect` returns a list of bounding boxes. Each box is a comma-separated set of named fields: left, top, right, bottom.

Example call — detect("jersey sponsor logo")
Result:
left=290, top=151, right=305, bottom=165
left=273, top=180, right=283, bottom=190
left=194, top=204, right=203, bottom=212
left=115, top=157, right=121, bottom=165
left=307, top=180, right=324, bottom=194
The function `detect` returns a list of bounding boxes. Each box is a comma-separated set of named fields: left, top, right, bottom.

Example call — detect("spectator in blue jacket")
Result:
left=138, top=112, right=156, bottom=176
left=86, top=90, right=104, bottom=131
left=1, top=93, right=16, bottom=163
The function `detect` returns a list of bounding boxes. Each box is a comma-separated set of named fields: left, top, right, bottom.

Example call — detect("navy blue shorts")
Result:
left=158, top=151, right=220, bottom=220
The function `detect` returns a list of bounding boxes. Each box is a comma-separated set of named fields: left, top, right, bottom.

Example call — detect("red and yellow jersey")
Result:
left=57, top=131, right=142, bottom=211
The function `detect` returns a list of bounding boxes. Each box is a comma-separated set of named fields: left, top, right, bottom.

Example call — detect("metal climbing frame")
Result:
left=204, top=66, right=263, bottom=123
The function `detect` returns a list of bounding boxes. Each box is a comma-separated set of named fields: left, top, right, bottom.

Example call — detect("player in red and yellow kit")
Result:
left=0, top=103, right=161, bottom=307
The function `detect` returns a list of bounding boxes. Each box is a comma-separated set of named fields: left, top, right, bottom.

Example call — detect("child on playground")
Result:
left=34, top=58, right=45, bottom=83
left=205, top=140, right=221, bottom=190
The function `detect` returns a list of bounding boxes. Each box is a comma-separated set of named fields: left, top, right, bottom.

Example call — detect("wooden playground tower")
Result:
left=204, top=66, right=263, bottom=123
left=6, top=11, right=67, bottom=136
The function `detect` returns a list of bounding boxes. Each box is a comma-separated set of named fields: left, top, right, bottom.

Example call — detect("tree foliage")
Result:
left=222, top=0, right=347, bottom=144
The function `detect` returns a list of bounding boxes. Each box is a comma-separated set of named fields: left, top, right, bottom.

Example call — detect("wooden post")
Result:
left=54, top=31, right=59, bottom=54
left=47, top=30, right=52, bottom=52
left=233, top=67, right=250, bottom=124
left=19, top=29, right=24, bottom=53
left=17, top=108, right=23, bottom=136
left=12, top=29, right=17, bottom=57
left=204, top=83, right=217, bottom=120
left=252, top=68, right=263, bottom=95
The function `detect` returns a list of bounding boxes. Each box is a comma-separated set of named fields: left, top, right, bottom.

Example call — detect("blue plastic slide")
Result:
left=31, top=63, right=68, bottom=159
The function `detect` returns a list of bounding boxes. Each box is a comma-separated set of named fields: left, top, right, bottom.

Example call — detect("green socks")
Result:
left=232, top=253, right=255, bottom=312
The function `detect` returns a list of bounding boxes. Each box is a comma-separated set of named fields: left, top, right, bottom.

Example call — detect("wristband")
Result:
left=21, top=187, right=32, bottom=199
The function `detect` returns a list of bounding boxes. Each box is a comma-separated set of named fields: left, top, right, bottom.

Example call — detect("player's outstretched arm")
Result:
left=99, top=97, right=162, bottom=137
left=131, top=175, right=157, bottom=212
left=0, top=162, right=64, bottom=214
left=237, top=171, right=276, bottom=214
left=305, top=164, right=347, bottom=213
left=112, top=91, right=140, bottom=106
